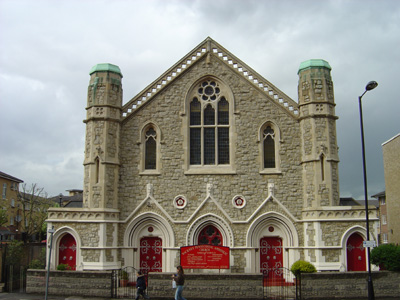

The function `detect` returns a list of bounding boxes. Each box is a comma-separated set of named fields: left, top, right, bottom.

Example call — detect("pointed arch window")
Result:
left=263, top=126, right=275, bottom=168
left=189, top=80, right=230, bottom=166
left=145, top=127, right=157, bottom=170
left=141, top=123, right=161, bottom=174
left=259, top=122, right=281, bottom=173
left=197, top=225, right=223, bottom=246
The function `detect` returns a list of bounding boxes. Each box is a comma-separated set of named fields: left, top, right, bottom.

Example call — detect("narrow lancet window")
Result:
left=263, top=126, right=275, bottom=168
left=145, top=127, right=157, bottom=170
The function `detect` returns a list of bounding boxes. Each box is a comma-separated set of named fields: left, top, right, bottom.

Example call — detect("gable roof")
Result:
left=0, top=171, right=23, bottom=183
left=121, top=37, right=299, bottom=121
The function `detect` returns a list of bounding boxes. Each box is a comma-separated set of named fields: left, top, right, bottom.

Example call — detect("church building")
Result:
left=47, top=37, right=378, bottom=274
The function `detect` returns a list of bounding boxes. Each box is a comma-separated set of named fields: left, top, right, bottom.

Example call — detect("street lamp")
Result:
left=358, top=80, right=378, bottom=300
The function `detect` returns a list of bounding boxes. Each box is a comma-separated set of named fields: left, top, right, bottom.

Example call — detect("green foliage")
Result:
left=371, top=244, right=400, bottom=271
left=57, top=264, right=69, bottom=271
left=121, top=270, right=129, bottom=280
left=6, top=240, right=24, bottom=265
left=29, top=247, right=46, bottom=269
left=29, top=259, right=45, bottom=269
left=290, top=260, right=317, bottom=277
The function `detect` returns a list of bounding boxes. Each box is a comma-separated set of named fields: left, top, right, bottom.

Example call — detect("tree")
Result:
left=371, top=244, right=400, bottom=271
left=17, top=183, right=54, bottom=242
left=0, top=200, right=8, bottom=227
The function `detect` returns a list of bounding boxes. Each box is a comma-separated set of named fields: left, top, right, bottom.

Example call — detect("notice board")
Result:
left=180, top=245, right=230, bottom=269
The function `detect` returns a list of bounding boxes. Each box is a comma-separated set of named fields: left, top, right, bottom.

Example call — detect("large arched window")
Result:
left=197, top=225, right=223, bottom=246
left=189, top=80, right=230, bottom=166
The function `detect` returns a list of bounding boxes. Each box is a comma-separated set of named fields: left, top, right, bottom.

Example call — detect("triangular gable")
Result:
left=122, top=37, right=299, bottom=120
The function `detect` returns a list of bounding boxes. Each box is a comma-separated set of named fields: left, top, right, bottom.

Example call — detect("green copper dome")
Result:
left=89, top=63, right=123, bottom=77
left=298, top=59, right=331, bottom=74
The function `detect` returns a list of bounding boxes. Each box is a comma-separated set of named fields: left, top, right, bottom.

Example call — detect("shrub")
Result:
left=57, top=264, right=70, bottom=271
left=371, top=244, right=400, bottom=271
left=6, top=240, right=24, bottom=265
left=290, top=260, right=317, bottom=277
left=29, top=259, right=45, bottom=269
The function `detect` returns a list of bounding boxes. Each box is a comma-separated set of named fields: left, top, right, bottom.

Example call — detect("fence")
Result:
left=111, top=266, right=149, bottom=299
left=263, top=267, right=297, bottom=300
left=3, top=265, right=27, bottom=292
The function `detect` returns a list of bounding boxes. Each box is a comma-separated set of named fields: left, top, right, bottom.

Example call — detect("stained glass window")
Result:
left=189, top=79, right=230, bottom=166
left=197, top=225, right=223, bottom=246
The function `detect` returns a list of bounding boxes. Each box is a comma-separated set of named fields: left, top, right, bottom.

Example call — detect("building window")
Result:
left=382, top=214, right=387, bottom=225
left=145, top=127, right=157, bottom=170
left=382, top=233, right=388, bottom=244
left=10, top=216, right=14, bottom=226
left=189, top=80, right=230, bottom=166
left=11, top=199, right=15, bottom=208
left=197, top=225, right=223, bottom=246
left=2, top=183, right=6, bottom=199
left=259, top=122, right=281, bottom=173
left=140, top=123, right=161, bottom=174
left=380, top=198, right=385, bottom=206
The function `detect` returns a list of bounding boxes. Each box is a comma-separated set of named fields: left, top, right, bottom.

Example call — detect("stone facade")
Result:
left=46, top=38, right=378, bottom=274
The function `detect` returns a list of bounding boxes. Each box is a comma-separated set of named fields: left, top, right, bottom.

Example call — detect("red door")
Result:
left=140, top=237, right=162, bottom=273
left=347, top=233, right=366, bottom=271
left=58, top=234, right=76, bottom=270
left=260, top=237, right=283, bottom=280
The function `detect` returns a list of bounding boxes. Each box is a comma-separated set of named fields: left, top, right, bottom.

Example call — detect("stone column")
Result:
left=83, top=63, right=122, bottom=209
left=298, top=60, right=340, bottom=208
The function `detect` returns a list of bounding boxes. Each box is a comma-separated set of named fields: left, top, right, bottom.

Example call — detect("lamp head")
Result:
left=365, top=81, right=378, bottom=91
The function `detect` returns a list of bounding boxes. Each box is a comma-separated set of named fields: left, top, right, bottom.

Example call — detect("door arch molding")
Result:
left=186, top=213, right=234, bottom=247
left=124, top=212, right=174, bottom=248
left=52, top=226, right=81, bottom=270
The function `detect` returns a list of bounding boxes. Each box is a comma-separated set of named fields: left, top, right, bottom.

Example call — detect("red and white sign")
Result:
left=180, top=245, right=230, bottom=269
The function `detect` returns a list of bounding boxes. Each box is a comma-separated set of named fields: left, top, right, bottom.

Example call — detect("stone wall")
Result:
left=147, top=272, right=264, bottom=299
left=300, top=271, right=400, bottom=299
left=26, top=269, right=111, bottom=297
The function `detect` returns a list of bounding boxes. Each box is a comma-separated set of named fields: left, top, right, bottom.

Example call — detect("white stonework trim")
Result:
left=173, top=195, right=188, bottom=209
left=124, top=212, right=175, bottom=248
left=186, top=213, right=234, bottom=247
left=232, top=195, right=246, bottom=209
left=123, top=212, right=175, bottom=272
left=123, top=186, right=298, bottom=226
left=81, top=262, right=121, bottom=270
left=50, top=225, right=83, bottom=271
left=245, top=212, right=299, bottom=273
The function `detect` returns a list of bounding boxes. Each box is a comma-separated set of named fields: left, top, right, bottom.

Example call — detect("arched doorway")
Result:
left=140, top=237, right=162, bottom=273
left=346, top=233, right=366, bottom=271
left=260, top=236, right=283, bottom=280
left=58, top=233, right=77, bottom=270
left=197, top=225, right=223, bottom=245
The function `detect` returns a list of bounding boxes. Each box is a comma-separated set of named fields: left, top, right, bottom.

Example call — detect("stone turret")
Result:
left=83, top=63, right=123, bottom=209
left=298, top=59, right=340, bottom=208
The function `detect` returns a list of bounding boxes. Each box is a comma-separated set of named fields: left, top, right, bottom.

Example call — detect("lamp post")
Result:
left=358, top=80, right=378, bottom=300
left=45, top=227, right=55, bottom=300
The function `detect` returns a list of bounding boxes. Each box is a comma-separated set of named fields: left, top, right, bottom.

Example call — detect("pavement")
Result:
left=0, top=293, right=110, bottom=300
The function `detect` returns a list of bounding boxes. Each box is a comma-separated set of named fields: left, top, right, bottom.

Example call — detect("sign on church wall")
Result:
left=180, top=245, right=230, bottom=269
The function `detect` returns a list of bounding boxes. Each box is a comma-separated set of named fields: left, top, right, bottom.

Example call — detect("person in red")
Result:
left=172, top=266, right=187, bottom=300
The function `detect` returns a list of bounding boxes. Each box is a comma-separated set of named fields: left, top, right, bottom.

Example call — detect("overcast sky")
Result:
left=0, top=0, right=398, bottom=199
